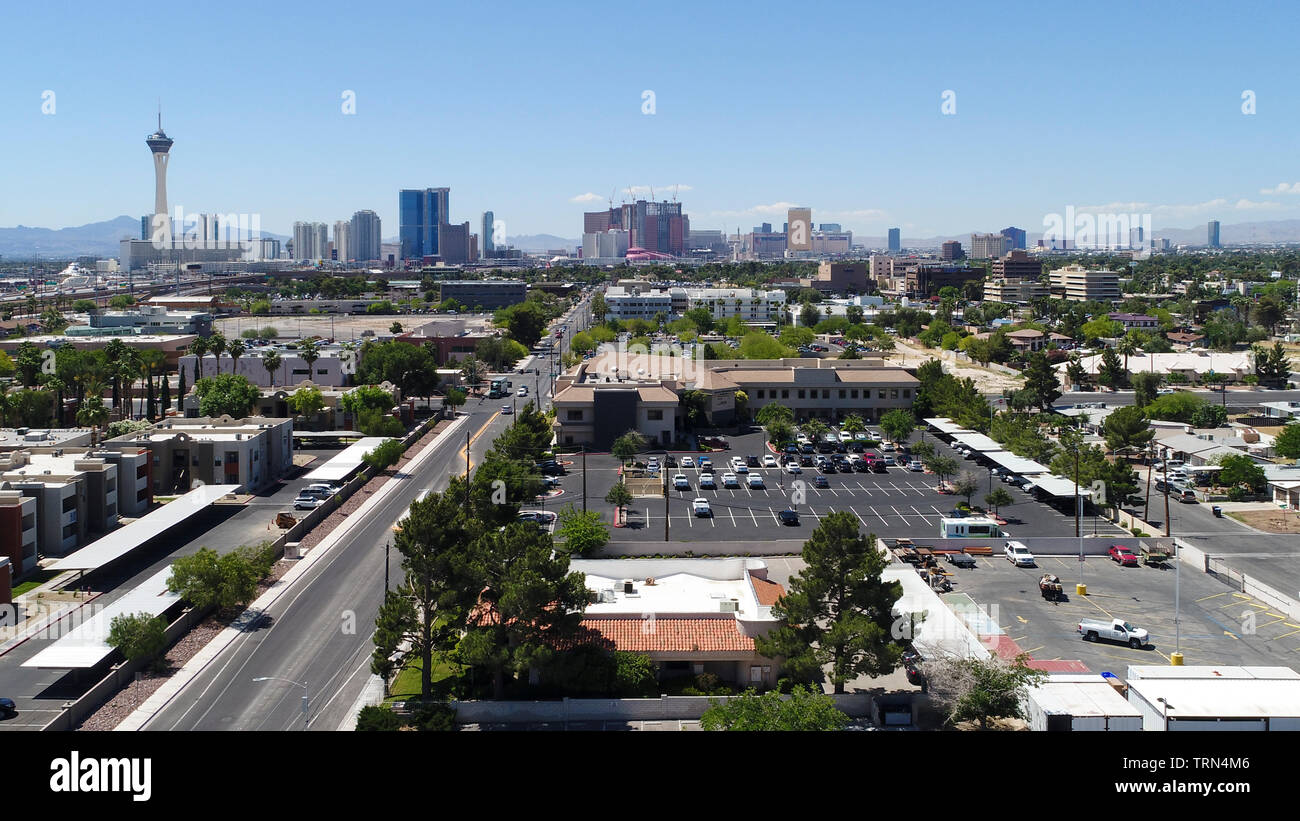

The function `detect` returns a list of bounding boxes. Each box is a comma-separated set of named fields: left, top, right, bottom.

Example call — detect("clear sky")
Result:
left=3, top=0, right=1299, bottom=240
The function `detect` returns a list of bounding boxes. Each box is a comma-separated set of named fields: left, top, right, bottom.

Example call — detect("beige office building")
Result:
left=1049, top=264, right=1121, bottom=302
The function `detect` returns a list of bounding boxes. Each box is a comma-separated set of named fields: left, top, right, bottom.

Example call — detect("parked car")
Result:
left=746, top=454, right=761, bottom=467
left=947, top=552, right=977, bottom=568
left=536, top=460, right=565, bottom=475
left=645, top=458, right=660, bottom=474
left=0, top=697, right=16, bottom=718
left=1108, top=545, right=1139, bottom=566
left=902, top=650, right=926, bottom=687
left=838, top=430, right=854, bottom=442
left=699, top=458, right=713, bottom=472
left=293, top=495, right=323, bottom=510
left=747, top=473, right=765, bottom=489
left=1004, top=541, right=1036, bottom=567
left=908, top=459, right=924, bottom=472
left=778, top=508, right=800, bottom=525
left=881, top=442, right=896, bottom=453
left=693, top=497, right=713, bottom=517
left=869, top=460, right=888, bottom=474
left=698, top=473, right=716, bottom=489
left=763, top=454, right=778, bottom=468
left=516, top=386, right=528, bottom=397
left=1177, top=488, right=1198, bottom=504
left=1078, top=618, right=1149, bottom=649
left=785, top=462, right=802, bottom=475
left=722, top=472, right=740, bottom=489
left=673, top=474, right=690, bottom=491
left=500, top=405, right=513, bottom=414
left=799, top=454, right=815, bottom=466
left=681, top=456, right=695, bottom=469
left=664, top=453, right=677, bottom=468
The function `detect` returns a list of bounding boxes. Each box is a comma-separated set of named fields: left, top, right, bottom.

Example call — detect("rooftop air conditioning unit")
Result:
left=719, top=600, right=739, bottom=613
left=622, top=580, right=635, bottom=594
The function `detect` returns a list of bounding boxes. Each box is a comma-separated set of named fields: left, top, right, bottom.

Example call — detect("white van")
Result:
left=939, top=516, right=1002, bottom=538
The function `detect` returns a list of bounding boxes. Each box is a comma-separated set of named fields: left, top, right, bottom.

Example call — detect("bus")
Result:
left=939, top=516, right=1002, bottom=539
left=488, top=376, right=509, bottom=398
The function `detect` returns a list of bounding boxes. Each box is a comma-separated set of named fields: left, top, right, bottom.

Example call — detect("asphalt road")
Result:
left=139, top=301, right=586, bottom=731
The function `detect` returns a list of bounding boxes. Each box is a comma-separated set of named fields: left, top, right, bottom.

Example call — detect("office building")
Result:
left=482, top=211, right=495, bottom=257
left=983, top=278, right=1048, bottom=305
left=1001, top=226, right=1027, bottom=250
left=1049, top=264, right=1121, bottom=302
left=969, top=232, right=1011, bottom=259
left=292, top=222, right=329, bottom=261
left=819, top=223, right=842, bottom=232
left=1208, top=220, right=1221, bottom=248
left=583, top=230, right=630, bottom=261
left=436, top=280, right=527, bottom=310
left=887, top=228, right=901, bottom=252
left=105, top=417, right=294, bottom=495
left=904, top=264, right=984, bottom=299
left=991, top=249, right=1042, bottom=280
left=399, top=187, right=450, bottom=259
left=787, top=207, right=812, bottom=251
left=810, top=230, right=853, bottom=255
left=812, top=262, right=870, bottom=293
left=940, top=240, right=963, bottom=260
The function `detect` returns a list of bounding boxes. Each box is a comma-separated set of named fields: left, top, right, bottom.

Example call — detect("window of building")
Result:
left=756, top=390, right=764, bottom=399
left=890, top=389, right=899, bottom=399
left=850, top=389, right=858, bottom=399
left=878, top=390, right=886, bottom=399
left=822, top=389, right=830, bottom=399
left=797, top=390, right=806, bottom=399
left=567, top=410, right=583, bottom=421
left=839, top=390, right=846, bottom=399
left=647, top=409, right=663, bottom=420
left=781, top=389, right=789, bottom=399
left=903, top=389, right=911, bottom=398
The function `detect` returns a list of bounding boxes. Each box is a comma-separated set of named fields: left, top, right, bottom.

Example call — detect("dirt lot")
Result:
left=1228, top=509, right=1300, bottom=534
left=885, top=339, right=1023, bottom=394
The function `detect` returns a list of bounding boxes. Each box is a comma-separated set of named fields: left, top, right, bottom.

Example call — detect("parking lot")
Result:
left=932, top=545, right=1300, bottom=678
left=571, top=431, right=1127, bottom=544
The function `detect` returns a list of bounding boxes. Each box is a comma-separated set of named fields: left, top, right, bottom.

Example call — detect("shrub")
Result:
left=355, top=705, right=402, bottom=731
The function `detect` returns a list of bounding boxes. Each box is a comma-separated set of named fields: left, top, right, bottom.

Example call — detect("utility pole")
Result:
left=582, top=447, right=587, bottom=513
left=465, top=427, right=471, bottom=508
left=384, top=540, right=390, bottom=592
left=1163, top=460, right=1171, bottom=538
left=663, top=460, right=670, bottom=542
left=1143, top=440, right=1154, bottom=523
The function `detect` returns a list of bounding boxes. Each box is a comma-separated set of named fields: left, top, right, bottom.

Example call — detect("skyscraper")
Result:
left=146, top=111, right=174, bottom=238
left=1000, top=226, right=1027, bottom=250
left=293, top=222, right=329, bottom=261
left=333, top=220, right=351, bottom=262
left=1208, top=220, right=1221, bottom=248
left=350, top=210, right=382, bottom=262
left=787, top=207, right=812, bottom=251
left=482, top=211, right=495, bottom=258
left=399, top=188, right=450, bottom=259
left=887, top=228, right=901, bottom=252
left=970, top=232, right=1011, bottom=259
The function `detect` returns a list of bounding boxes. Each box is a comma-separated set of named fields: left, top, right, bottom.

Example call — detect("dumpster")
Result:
left=1212, top=505, right=1222, bottom=518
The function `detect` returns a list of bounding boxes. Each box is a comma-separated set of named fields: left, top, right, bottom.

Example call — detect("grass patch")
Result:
left=386, top=655, right=458, bottom=702
left=11, top=568, right=62, bottom=597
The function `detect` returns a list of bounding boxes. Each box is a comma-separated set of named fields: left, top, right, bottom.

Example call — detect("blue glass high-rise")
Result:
left=399, top=188, right=450, bottom=259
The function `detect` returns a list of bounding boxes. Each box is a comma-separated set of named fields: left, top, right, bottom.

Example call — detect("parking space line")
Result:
left=808, top=506, right=820, bottom=521
left=849, top=506, right=869, bottom=527
left=749, top=508, right=759, bottom=527
left=728, top=507, right=736, bottom=527
left=890, top=505, right=911, bottom=524
left=856, top=483, right=871, bottom=496
left=872, top=507, right=889, bottom=525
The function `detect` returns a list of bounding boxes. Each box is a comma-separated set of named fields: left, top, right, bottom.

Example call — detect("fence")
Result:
left=1205, top=556, right=1300, bottom=621
left=447, top=692, right=875, bottom=724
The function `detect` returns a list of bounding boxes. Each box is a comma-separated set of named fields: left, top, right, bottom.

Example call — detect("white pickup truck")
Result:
left=1078, top=618, right=1149, bottom=649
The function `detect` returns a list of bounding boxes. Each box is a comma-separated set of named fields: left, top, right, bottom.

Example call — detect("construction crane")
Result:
left=672, top=184, right=678, bottom=203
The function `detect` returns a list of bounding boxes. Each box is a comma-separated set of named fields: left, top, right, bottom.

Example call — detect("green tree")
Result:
left=287, top=385, right=325, bottom=421
left=840, top=414, right=865, bottom=435
left=1253, top=342, right=1291, bottom=389
left=358, top=407, right=406, bottom=437
left=355, top=705, right=402, bottom=731
left=1096, top=347, right=1127, bottom=390
left=363, top=439, right=404, bottom=471
left=604, top=482, right=633, bottom=520
left=207, top=331, right=227, bottom=374
left=193, top=374, right=261, bottom=418
left=879, top=409, right=915, bottom=444
left=984, top=487, right=1013, bottom=516
left=106, top=612, right=168, bottom=669
left=1103, top=405, right=1155, bottom=455
left=166, top=542, right=276, bottom=613
left=1021, top=351, right=1062, bottom=411
left=611, top=430, right=647, bottom=465
left=553, top=504, right=609, bottom=557
left=699, top=686, right=849, bottom=731
left=1274, top=422, right=1300, bottom=459
left=952, top=473, right=979, bottom=505
left=755, top=403, right=794, bottom=429
left=1218, top=454, right=1266, bottom=494
left=925, top=454, right=959, bottom=489
left=14, top=341, right=41, bottom=388
left=1129, top=370, right=1163, bottom=408
left=755, top=512, right=903, bottom=693
left=72, top=299, right=97, bottom=313
left=738, top=331, right=793, bottom=359
left=924, top=653, right=1047, bottom=730
left=76, top=392, right=110, bottom=446
left=340, top=384, right=395, bottom=416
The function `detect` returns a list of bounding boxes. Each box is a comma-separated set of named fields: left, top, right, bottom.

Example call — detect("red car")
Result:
left=1108, top=545, right=1139, bottom=567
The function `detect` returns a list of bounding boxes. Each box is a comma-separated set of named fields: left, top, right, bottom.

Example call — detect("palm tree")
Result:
left=297, top=339, right=319, bottom=385
left=188, top=336, right=209, bottom=381
left=116, top=350, right=141, bottom=421
left=207, top=331, right=227, bottom=375
left=262, top=350, right=282, bottom=388
left=77, top=385, right=109, bottom=446
left=1116, top=333, right=1139, bottom=373
left=227, top=339, right=246, bottom=380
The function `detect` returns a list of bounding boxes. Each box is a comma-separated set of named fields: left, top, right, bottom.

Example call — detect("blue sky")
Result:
left=3, top=0, right=1299, bottom=240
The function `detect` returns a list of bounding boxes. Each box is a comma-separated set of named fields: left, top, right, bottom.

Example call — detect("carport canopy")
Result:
left=951, top=432, right=1002, bottom=452
left=924, top=417, right=973, bottom=435
left=1030, top=475, right=1093, bottom=498
left=983, top=451, right=1050, bottom=475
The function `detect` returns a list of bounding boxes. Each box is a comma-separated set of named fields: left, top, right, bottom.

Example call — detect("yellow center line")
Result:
left=457, top=412, right=501, bottom=477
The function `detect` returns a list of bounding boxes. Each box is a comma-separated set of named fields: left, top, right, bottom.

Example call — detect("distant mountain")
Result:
left=0, top=216, right=142, bottom=259
left=0, top=215, right=290, bottom=260
left=507, top=234, right=579, bottom=252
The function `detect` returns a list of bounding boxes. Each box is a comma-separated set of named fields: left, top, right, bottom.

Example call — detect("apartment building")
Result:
left=602, top=286, right=676, bottom=322
left=0, top=490, right=38, bottom=576
left=685, top=288, right=786, bottom=323
left=1049, top=265, right=1121, bottom=303
left=105, top=416, right=294, bottom=495
left=181, top=344, right=347, bottom=388
left=983, top=277, right=1048, bottom=305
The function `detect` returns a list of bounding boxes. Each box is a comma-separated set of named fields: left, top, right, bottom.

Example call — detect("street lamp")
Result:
left=252, top=676, right=310, bottom=730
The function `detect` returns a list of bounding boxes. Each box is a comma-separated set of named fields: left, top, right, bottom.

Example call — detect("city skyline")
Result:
left=5, top=1, right=1300, bottom=243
